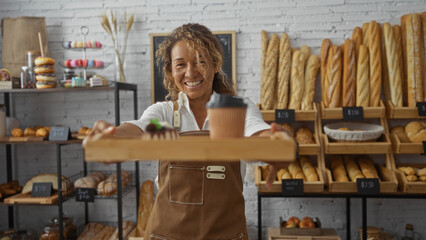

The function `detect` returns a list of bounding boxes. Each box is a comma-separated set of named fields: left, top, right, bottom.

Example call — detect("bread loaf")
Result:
left=343, top=39, right=356, bottom=107
left=411, top=14, right=424, bottom=103
left=22, top=173, right=73, bottom=195
left=405, top=121, right=426, bottom=143
left=324, top=45, right=342, bottom=108
left=420, top=176, right=426, bottom=182
left=74, top=172, right=106, bottom=189
left=417, top=167, right=426, bottom=177
left=261, top=30, right=268, bottom=75
left=383, top=23, right=403, bottom=107
left=358, top=157, right=379, bottom=179
left=368, top=21, right=382, bottom=107
left=280, top=123, right=295, bottom=137
left=382, top=23, right=391, bottom=103
left=261, top=33, right=279, bottom=110
left=136, top=180, right=154, bottom=237
left=352, top=27, right=363, bottom=62
left=356, top=45, right=370, bottom=107
left=398, top=166, right=416, bottom=175
left=301, top=55, right=320, bottom=110
left=321, top=39, right=332, bottom=106
left=288, top=50, right=305, bottom=110
left=288, top=161, right=306, bottom=181
left=393, top=25, right=407, bottom=106
left=362, top=22, right=370, bottom=48
left=391, top=126, right=410, bottom=143
left=299, top=45, right=310, bottom=64
left=421, top=12, right=426, bottom=101
left=277, top=33, right=291, bottom=109
left=97, top=171, right=130, bottom=196
left=405, top=14, right=421, bottom=106
left=330, top=155, right=349, bottom=182
left=299, top=156, right=318, bottom=182
left=296, top=127, right=314, bottom=144
left=277, top=168, right=291, bottom=181
left=407, top=174, right=418, bottom=182
left=344, top=156, right=365, bottom=182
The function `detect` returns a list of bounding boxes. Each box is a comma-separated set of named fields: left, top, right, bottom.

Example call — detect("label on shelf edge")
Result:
left=357, top=178, right=380, bottom=195
left=342, top=106, right=364, bottom=121
left=281, top=179, right=304, bottom=196
left=275, top=109, right=295, bottom=123
left=75, top=188, right=96, bottom=202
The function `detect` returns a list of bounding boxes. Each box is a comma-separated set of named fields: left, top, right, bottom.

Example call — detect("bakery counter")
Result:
left=84, top=135, right=296, bottom=163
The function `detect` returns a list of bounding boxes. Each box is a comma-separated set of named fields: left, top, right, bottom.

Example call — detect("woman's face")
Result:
left=171, top=40, right=216, bottom=101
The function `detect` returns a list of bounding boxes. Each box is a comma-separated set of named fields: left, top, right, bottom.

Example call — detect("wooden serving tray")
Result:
left=84, top=135, right=296, bottom=163
left=320, top=101, right=385, bottom=119
left=4, top=192, right=59, bottom=205
left=385, top=100, right=426, bottom=119
left=259, top=103, right=318, bottom=121
left=390, top=133, right=424, bottom=154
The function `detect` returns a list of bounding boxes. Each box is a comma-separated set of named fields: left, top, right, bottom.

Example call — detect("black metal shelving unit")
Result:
left=2, top=82, right=138, bottom=240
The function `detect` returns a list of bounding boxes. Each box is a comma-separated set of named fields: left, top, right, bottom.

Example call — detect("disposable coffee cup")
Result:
left=206, top=93, right=247, bottom=139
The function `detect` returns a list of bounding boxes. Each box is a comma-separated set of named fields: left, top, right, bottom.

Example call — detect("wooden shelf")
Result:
left=0, top=86, right=114, bottom=94
left=84, top=135, right=296, bottom=163
left=321, top=134, right=391, bottom=154
left=390, top=134, right=424, bottom=154
left=0, top=139, right=82, bottom=145
left=260, top=104, right=318, bottom=121
left=385, top=100, right=426, bottom=119
left=320, top=101, right=385, bottom=119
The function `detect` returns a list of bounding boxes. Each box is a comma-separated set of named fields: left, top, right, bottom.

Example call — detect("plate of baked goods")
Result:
left=323, top=122, right=384, bottom=142
left=0, top=180, right=23, bottom=202
left=280, top=216, right=322, bottom=236
left=72, top=126, right=92, bottom=140
left=0, top=126, right=50, bottom=142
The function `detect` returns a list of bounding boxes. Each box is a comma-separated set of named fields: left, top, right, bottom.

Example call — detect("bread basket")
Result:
left=324, top=122, right=384, bottom=142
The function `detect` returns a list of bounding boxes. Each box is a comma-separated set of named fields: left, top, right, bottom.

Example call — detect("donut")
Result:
left=34, top=57, right=55, bottom=66
left=0, top=68, right=12, bottom=81
left=36, top=74, right=56, bottom=82
left=36, top=80, right=57, bottom=89
left=34, top=65, right=55, bottom=74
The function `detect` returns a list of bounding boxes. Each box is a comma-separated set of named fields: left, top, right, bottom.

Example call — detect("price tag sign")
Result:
left=343, top=107, right=364, bottom=121
left=275, top=109, right=295, bottom=124
left=282, top=179, right=304, bottom=196
left=75, top=188, right=96, bottom=202
left=416, top=102, right=426, bottom=116
left=49, top=126, right=71, bottom=141
left=357, top=178, right=380, bottom=195
left=31, top=182, right=53, bottom=197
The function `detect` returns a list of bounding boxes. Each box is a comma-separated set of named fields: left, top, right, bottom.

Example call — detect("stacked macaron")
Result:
left=63, top=40, right=102, bottom=49
left=64, top=59, right=104, bottom=68
left=34, top=57, right=56, bottom=89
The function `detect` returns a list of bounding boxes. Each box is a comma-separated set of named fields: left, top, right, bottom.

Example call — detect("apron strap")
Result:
left=173, top=101, right=180, bottom=131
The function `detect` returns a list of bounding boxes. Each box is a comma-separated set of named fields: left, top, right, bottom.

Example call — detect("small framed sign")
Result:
left=49, top=126, right=71, bottom=141
left=416, top=102, right=426, bottom=116
left=282, top=179, right=304, bottom=196
left=357, top=178, right=380, bottom=195
left=343, top=107, right=364, bottom=121
left=275, top=109, right=295, bottom=124
left=75, top=188, right=96, bottom=202
left=31, top=182, right=53, bottom=197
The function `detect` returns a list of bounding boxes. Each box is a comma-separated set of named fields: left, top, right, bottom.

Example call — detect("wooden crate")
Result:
left=268, top=227, right=341, bottom=240
left=84, top=135, right=296, bottom=163
left=385, top=100, right=426, bottom=119
left=393, top=161, right=426, bottom=193
left=259, top=104, right=318, bottom=122
left=390, top=133, right=424, bottom=154
left=320, top=101, right=385, bottom=119
left=128, top=228, right=143, bottom=240
left=255, top=165, right=324, bottom=193
left=299, top=133, right=321, bottom=156
left=324, top=154, right=398, bottom=193
left=322, top=134, right=391, bottom=155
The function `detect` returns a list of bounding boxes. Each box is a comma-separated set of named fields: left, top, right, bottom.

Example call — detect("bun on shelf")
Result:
left=405, top=121, right=426, bottom=143
left=11, top=128, right=24, bottom=137
left=24, top=127, right=36, bottom=136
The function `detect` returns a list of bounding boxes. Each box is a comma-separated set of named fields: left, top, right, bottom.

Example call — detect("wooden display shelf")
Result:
left=390, top=134, right=424, bottom=154
left=393, top=159, right=426, bottom=193
left=255, top=166, right=324, bottom=193
left=268, top=227, right=341, bottom=240
left=84, top=135, right=296, bottom=163
left=320, top=101, right=385, bottom=119
left=259, top=104, right=318, bottom=122
left=385, top=100, right=426, bottom=119
left=4, top=192, right=59, bottom=205
left=298, top=134, right=320, bottom=155
left=321, top=134, right=391, bottom=154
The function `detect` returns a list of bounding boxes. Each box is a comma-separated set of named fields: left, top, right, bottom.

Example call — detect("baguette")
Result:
left=383, top=23, right=403, bottom=107
left=382, top=23, right=391, bottom=103
left=321, top=39, right=332, bottom=106
left=136, top=180, right=154, bottom=237
left=343, top=39, right=356, bottom=107
left=352, top=26, right=363, bottom=61
left=277, top=33, right=291, bottom=109
left=358, top=157, right=379, bottom=179
left=368, top=21, right=382, bottom=107
left=324, top=45, right=342, bottom=108
left=288, top=50, right=305, bottom=110
left=301, top=55, right=320, bottom=110
left=393, top=25, right=407, bottom=106
left=261, top=30, right=268, bottom=75
left=330, top=155, right=349, bottom=182
left=362, top=22, right=370, bottom=48
left=277, top=168, right=291, bottom=181
left=299, top=156, right=318, bottom=182
left=299, top=45, right=311, bottom=64
left=344, top=155, right=365, bottom=182
left=421, top=12, right=426, bottom=101
left=412, top=14, right=424, bottom=103
left=401, top=15, right=410, bottom=105
left=356, top=45, right=370, bottom=107
left=404, top=14, right=420, bottom=106
left=108, top=221, right=136, bottom=240
left=261, top=33, right=279, bottom=110
left=288, top=160, right=306, bottom=181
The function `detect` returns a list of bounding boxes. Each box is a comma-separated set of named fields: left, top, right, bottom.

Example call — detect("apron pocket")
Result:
left=168, top=164, right=204, bottom=205
left=219, top=232, right=245, bottom=240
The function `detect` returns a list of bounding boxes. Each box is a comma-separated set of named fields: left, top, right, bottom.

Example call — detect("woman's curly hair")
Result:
left=156, top=23, right=235, bottom=101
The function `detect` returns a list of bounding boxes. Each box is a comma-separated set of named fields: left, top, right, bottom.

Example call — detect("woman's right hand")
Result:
left=82, top=120, right=116, bottom=147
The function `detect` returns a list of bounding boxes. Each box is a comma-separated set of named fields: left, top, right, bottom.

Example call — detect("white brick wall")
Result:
left=1, top=0, right=426, bottom=239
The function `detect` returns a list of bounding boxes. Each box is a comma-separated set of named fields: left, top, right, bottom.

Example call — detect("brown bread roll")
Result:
left=417, top=167, right=426, bottom=177
left=277, top=33, right=291, bottom=109
left=356, top=45, right=370, bottom=107
left=35, top=127, right=49, bottom=138
left=97, top=171, right=130, bottom=196
left=296, top=127, right=314, bottom=144
left=362, top=22, right=370, bottom=48
left=78, top=126, right=89, bottom=135
left=343, top=39, right=356, bottom=107
left=398, top=166, right=416, bottom=175
left=420, top=176, right=426, bottom=182
left=330, top=155, right=349, bottom=182
left=24, top=127, right=36, bottom=136
left=321, top=39, right=332, bottom=106
left=390, top=126, right=410, bottom=143
left=74, top=172, right=106, bottom=189
left=288, top=50, right=305, bottom=110
left=11, top=128, right=23, bottom=137
left=405, top=121, right=426, bottom=143
left=352, top=27, right=363, bottom=61
left=277, top=168, right=291, bottom=181
left=261, top=33, right=279, bottom=110
left=324, top=45, right=342, bottom=108
left=406, top=174, right=418, bottom=182
left=392, top=24, right=407, bottom=106
left=344, top=155, right=365, bottom=182
left=301, top=55, right=320, bottom=110
left=136, top=180, right=154, bottom=237
left=368, top=21, right=382, bottom=107
left=383, top=23, right=403, bottom=107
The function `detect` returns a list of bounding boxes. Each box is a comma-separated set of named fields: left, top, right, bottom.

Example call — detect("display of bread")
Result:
left=22, top=173, right=73, bottom=196
left=330, top=155, right=382, bottom=182
left=295, top=127, right=315, bottom=144
left=282, top=216, right=316, bottom=229
left=301, top=54, right=320, bottom=110
left=77, top=221, right=135, bottom=240
left=262, top=157, right=319, bottom=183
left=277, top=32, right=291, bottom=109
left=404, top=121, right=426, bottom=143
left=10, top=126, right=50, bottom=138
left=398, top=166, right=426, bottom=182
left=74, top=172, right=106, bottom=189
left=261, top=33, right=279, bottom=110
left=136, top=180, right=154, bottom=237
left=97, top=171, right=131, bottom=196
left=0, top=180, right=22, bottom=198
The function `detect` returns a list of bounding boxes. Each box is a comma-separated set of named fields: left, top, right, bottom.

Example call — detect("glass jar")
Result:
left=26, top=50, right=40, bottom=69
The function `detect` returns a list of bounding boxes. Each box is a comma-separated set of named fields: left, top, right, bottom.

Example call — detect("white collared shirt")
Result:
left=125, top=92, right=271, bottom=180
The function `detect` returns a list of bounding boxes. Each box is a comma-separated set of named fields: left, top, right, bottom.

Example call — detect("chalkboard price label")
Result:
left=49, top=126, right=71, bottom=141
left=75, top=188, right=96, bottom=202
left=343, top=107, right=364, bottom=121
left=282, top=179, right=304, bottom=196
left=275, top=109, right=295, bottom=123
left=31, top=182, right=53, bottom=197
left=357, top=178, right=380, bottom=195
left=416, top=102, right=426, bottom=116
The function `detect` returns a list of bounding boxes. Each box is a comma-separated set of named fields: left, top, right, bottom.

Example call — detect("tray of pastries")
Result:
left=280, top=216, right=321, bottom=236
left=395, top=164, right=426, bottom=193
left=390, top=121, right=426, bottom=154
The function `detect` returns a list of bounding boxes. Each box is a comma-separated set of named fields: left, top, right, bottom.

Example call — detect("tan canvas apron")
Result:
left=144, top=103, right=249, bottom=240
